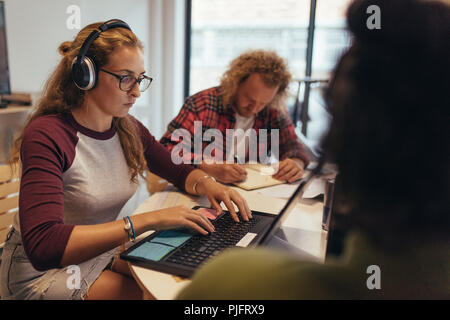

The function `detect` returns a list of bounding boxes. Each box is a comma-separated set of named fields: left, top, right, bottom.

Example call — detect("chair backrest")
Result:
left=0, top=163, right=20, bottom=246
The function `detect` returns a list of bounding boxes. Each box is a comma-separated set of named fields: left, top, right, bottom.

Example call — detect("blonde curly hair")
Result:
left=219, top=49, right=292, bottom=110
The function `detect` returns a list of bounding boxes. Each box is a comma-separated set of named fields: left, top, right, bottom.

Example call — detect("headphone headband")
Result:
left=76, top=19, right=131, bottom=64
left=72, top=19, right=131, bottom=90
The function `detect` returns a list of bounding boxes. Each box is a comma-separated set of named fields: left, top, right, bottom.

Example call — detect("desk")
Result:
left=0, top=105, right=33, bottom=114
left=127, top=183, right=327, bottom=300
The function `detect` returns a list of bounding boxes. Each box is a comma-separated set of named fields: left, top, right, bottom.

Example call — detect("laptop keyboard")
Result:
left=166, top=213, right=261, bottom=268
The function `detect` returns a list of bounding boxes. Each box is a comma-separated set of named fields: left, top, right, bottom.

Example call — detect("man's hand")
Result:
left=272, top=158, right=305, bottom=183
left=196, top=178, right=252, bottom=222
left=198, top=162, right=247, bottom=184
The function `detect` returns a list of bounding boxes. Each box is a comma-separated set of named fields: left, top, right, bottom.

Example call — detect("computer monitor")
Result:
left=0, top=1, right=11, bottom=107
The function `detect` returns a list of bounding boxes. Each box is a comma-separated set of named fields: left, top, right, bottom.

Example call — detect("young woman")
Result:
left=0, top=20, right=251, bottom=300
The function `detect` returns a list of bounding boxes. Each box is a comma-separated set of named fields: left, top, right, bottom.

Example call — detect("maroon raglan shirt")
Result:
left=16, top=113, right=194, bottom=271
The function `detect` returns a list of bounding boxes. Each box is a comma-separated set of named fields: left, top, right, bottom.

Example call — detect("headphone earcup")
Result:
left=72, top=56, right=97, bottom=90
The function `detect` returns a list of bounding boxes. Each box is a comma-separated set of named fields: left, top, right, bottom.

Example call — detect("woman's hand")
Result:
left=62, top=206, right=214, bottom=267
left=196, top=177, right=252, bottom=222
left=145, top=206, right=215, bottom=235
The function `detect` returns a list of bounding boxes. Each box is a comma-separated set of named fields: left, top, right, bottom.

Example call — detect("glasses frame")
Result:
left=99, top=68, right=153, bottom=92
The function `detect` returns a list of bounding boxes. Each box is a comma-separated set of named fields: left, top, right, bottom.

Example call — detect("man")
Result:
left=160, top=50, right=310, bottom=184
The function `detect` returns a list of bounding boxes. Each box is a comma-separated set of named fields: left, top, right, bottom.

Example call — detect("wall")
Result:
left=3, top=0, right=150, bottom=94
left=1, top=0, right=186, bottom=163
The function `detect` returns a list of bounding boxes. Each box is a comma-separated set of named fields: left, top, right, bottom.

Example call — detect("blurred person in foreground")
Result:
left=176, top=0, right=450, bottom=299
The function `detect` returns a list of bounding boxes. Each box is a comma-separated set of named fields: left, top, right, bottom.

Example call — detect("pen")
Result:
left=322, top=178, right=335, bottom=231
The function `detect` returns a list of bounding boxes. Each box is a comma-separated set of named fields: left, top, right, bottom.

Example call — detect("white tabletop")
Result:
left=128, top=181, right=328, bottom=300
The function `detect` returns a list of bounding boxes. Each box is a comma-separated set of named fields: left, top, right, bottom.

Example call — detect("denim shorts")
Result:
left=0, top=229, right=118, bottom=300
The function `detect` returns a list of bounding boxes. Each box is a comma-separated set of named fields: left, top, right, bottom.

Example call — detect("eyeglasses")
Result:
left=100, top=69, right=153, bottom=92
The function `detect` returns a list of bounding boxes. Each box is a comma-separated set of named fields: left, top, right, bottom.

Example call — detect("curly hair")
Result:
left=322, top=0, right=450, bottom=242
left=10, top=22, right=147, bottom=183
left=219, top=49, right=292, bottom=110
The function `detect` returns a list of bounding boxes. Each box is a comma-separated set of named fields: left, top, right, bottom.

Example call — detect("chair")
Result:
left=1, top=168, right=166, bottom=249
left=0, top=163, right=20, bottom=252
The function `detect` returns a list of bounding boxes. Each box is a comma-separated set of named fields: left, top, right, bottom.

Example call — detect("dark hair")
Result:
left=323, top=0, right=450, bottom=243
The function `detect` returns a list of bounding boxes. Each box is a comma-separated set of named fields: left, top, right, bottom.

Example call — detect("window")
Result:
left=313, top=0, right=352, bottom=78
left=186, top=0, right=353, bottom=153
left=188, top=0, right=311, bottom=95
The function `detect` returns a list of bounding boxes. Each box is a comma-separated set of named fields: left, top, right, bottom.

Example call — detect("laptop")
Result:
left=120, top=172, right=316, bottom=278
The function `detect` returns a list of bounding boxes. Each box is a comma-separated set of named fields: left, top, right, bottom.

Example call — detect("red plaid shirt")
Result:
left=160, top=86, right=310, bottom=166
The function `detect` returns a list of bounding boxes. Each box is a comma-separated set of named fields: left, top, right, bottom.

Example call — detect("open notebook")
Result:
left=233, top=163, right=307, bottom=190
